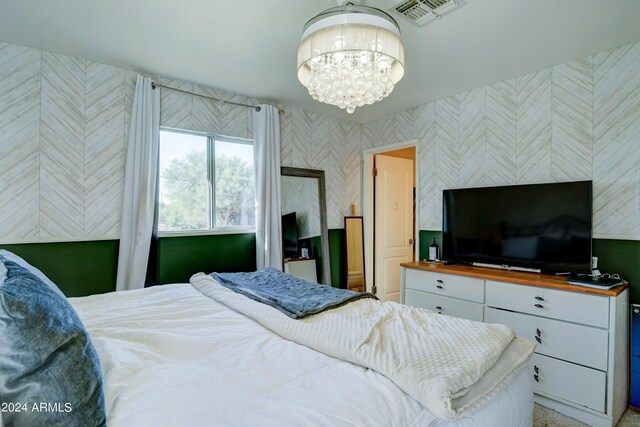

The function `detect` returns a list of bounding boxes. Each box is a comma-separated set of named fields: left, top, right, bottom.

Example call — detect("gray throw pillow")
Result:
left=0, top=256, right=106, bottom=427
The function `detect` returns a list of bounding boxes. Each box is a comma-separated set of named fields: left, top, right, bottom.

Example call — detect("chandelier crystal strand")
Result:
left=297, top=5, right=404, bottom=114
left=306, top=51, right=396, bottom=114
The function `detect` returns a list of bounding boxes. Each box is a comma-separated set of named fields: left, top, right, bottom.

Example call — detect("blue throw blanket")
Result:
left=210, top=268, right=377, bottom=319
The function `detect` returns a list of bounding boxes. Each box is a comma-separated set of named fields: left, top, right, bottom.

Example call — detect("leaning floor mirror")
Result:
left=344, top=216, right=365, bottom=292
left=280, top=167, right=331, bottom=286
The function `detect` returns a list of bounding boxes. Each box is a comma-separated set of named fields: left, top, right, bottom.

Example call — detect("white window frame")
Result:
left=158, top=127, right=255, bottom=237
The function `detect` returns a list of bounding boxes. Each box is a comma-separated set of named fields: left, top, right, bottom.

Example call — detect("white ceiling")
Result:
left=1, top=0, right=640, bottom=123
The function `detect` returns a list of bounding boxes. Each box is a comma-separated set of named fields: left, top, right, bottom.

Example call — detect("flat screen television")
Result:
left=282, top=212, right=299, bottom=259
left=442, top=181, right=592, bottom=274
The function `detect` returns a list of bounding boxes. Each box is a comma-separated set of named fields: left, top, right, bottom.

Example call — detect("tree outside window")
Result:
left=158, top=130, right=255, bottom=233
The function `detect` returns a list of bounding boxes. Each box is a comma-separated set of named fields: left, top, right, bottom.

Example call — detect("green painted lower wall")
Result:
left=418, top=230, right=640, bottom=302
left=419, top=230, right=442, bottom=261
left=309, top=236, right=323, bottom=283
left=0, top=240, right=119, bottom=297
left=159, top=230, right=346, bottom=288
left=329, top=228, right=346, bottom=289
left=291, top=230, right=345, bottom=288
left=156, top=233, right=256, bottom=284
left=0, top=234, right=256, bottom=297
left=4, top=230, right=636, bottom=302
left=592, top=239, right=640, bottom=302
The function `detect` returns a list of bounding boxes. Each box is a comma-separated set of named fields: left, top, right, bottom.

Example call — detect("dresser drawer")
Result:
left=405, top=289, right=484, bottom=322
left=405, top=268, right=485, bottom=303
left=486, top=280, right=609, bottom=328
left=485, top=307, right=609, bottom=370
left=531, top=353, right=606, bottom=412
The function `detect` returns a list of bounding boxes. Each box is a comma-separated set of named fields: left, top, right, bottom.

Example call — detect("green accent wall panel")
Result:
left=419, top=230, right=443, bottom=261
left=0, top=240, right=119, bottom=297
left=303, top=235, right=324, bottom=284
left=4, top=231, right=635, bottom=303
left=156, top=233, right=256, bottom=285
left=592, top=239, right=640, bottom=303
left=329, top=228, right=346, bottom=288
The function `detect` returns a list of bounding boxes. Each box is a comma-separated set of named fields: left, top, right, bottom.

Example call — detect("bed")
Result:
left=0, top=251, right=534, bottom=426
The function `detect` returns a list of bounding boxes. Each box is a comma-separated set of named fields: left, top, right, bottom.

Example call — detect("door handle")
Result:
left=408, top=239, right=414, bottom=244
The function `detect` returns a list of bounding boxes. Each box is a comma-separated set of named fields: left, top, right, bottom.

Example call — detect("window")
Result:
left=158, top=129, right=255, bottom=233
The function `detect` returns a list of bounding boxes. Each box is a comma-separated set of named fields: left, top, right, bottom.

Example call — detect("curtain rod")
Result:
left=151, top=82, right=262, bottom=112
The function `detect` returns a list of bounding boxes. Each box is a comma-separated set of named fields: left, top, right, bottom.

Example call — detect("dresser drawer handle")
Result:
left=435, top=306, right=442, bottom=310
left=534, top=304, right=544, bottom=308
left=535, top=336, right=542, bottom=344
left=536, top=328, right=541, bottom=337
left=535, top=296, right=544, bottom=301
left=436, top=285, right=444, bottom=289
left=534, top=374, right=539, bottom=382
left=534, top=365, right=539, bottom=374
left=437, top=279, right=444, bottom=283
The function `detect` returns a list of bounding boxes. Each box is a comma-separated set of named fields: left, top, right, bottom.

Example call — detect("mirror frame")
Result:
left=281, top=167, right=331, bottom=286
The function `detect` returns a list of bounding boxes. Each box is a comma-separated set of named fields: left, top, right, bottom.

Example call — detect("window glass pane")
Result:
left=214, top=139, right=255, bottom=227
left=158, top=130, right=210, bottom=231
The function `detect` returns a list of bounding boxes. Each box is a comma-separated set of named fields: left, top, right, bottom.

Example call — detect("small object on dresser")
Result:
left=566, top=274, right=624, bottom=289
left=300, top=242, right=309, bottom=259
left=428, top=237, right=440, bottom=261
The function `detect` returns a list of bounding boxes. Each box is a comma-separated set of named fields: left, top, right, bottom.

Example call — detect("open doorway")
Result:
left=363, top=141, right=418, bottom=302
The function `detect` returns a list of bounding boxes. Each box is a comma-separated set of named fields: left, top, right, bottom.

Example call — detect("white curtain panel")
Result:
left=253, top=104, right=283, bottom=270
left=116, top=75, right=160, bottom=291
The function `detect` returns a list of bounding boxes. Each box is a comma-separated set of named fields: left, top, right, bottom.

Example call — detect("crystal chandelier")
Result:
left=297, top=2, right=405, bottom=114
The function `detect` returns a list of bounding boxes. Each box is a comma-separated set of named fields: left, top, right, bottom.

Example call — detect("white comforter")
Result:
left=191, top=274, right=534, bottom=420
left=70, top=283, right=533, bottom=427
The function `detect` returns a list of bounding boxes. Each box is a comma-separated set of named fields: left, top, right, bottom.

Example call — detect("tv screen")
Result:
left=442, top=181, right=592, bottom=274
left=282, top=212, right=298, bottom=259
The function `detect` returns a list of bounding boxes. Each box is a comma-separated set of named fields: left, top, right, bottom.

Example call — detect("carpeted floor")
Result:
left=533, top=404, right=640, bottom=426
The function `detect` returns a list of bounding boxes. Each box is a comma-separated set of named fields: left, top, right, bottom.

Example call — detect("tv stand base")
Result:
left=471, top=262, right=541, bottom=274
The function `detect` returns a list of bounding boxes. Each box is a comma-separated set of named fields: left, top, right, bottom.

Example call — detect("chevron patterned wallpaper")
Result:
left=364, top=41, right=640, bottom=240
left=0, top=41, right=270, bottom=243
left=280, top=109, right=357, bottom=228
left=3, top=39, right=640, bottom=243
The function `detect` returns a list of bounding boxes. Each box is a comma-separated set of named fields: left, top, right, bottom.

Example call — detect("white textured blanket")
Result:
left=190, top=273, right=534, bottom=420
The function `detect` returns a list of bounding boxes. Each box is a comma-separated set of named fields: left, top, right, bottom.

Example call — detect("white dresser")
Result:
left=401, top=262, right=629, bottom=427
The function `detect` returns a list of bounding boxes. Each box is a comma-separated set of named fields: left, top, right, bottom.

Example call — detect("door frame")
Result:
left=362, top=139, right=419, bottom=294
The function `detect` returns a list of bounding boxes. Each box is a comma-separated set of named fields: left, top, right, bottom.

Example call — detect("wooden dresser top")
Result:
left=401, top=261, right=628, bottom=297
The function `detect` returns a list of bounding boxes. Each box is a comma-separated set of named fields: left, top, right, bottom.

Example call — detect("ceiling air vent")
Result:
left=391, top=0, right=459, bottom=27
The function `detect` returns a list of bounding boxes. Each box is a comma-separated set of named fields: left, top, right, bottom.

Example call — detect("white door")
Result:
left=374, top=155, right=414, bottom=302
